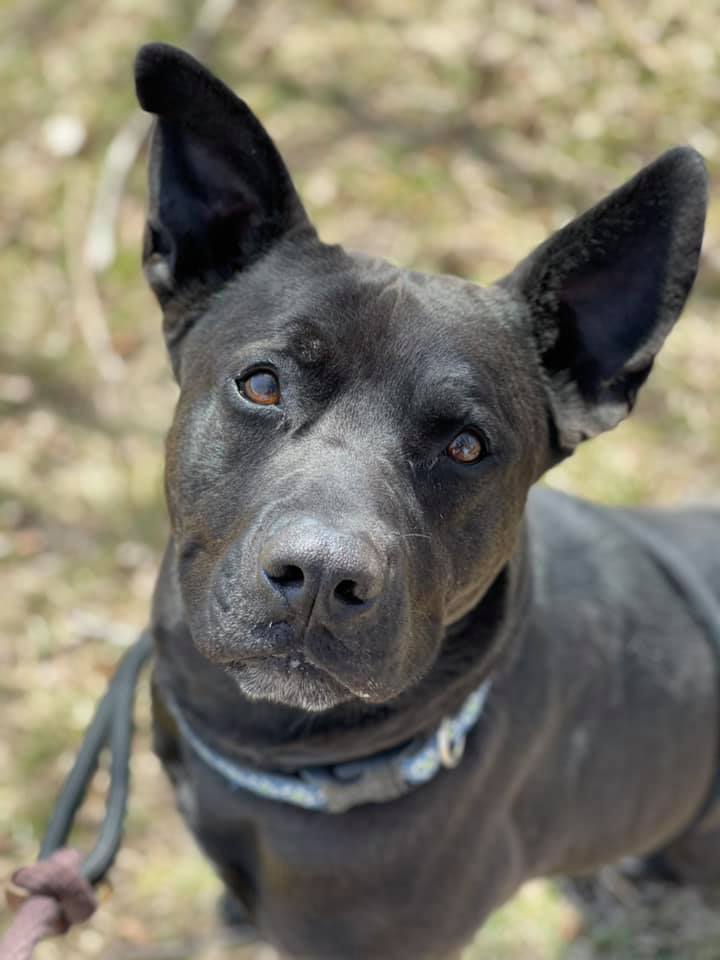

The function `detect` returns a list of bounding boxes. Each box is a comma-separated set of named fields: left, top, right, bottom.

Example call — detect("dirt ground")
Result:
left=2, top=1, right=720, bottom=957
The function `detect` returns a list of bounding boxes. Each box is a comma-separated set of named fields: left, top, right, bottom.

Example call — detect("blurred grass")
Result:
left=1, top=1, right=719, bottom=957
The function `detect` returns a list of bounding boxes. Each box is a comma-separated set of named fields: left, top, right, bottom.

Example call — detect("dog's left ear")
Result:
left=134, top=43, right=312, bottom=306
left=500, top=147, right=707, bottom=455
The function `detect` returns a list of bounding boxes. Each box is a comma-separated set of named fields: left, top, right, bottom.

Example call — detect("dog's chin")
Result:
left=225, top=656, right=356, bottom=713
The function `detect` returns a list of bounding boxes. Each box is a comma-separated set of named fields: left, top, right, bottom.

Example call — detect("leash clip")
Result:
left=437, top=718, right=466, bottom=769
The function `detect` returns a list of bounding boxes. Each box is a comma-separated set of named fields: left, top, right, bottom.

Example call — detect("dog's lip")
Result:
left=224, top=650, right=355, bottom=694
left=227, top=651, right=310, bottom=668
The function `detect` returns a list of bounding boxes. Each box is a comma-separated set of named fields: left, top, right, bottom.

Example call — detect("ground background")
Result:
left=2, top=1, right=720, bottom=957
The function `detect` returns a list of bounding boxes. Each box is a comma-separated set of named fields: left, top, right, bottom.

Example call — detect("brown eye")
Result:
left=446, top=429, right=487, bottom=464
left=239, top=370, right=281, bottom=406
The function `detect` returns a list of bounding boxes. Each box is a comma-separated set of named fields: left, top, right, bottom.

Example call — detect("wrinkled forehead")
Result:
left=194, top=248, right=534, bottom=407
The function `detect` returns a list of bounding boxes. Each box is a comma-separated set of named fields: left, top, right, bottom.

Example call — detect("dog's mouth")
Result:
left=224, top=652, right=356, bottom=712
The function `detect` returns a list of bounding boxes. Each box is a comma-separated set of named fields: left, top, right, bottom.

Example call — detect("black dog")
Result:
left=135, top=42, right=719, bottom=959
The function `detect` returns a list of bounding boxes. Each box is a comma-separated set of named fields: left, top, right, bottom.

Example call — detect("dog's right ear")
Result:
left=134, top=43, right=312, bottom=308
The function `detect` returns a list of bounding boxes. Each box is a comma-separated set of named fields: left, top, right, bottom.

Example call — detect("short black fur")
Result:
left=135, top=43, right=720, bottom=960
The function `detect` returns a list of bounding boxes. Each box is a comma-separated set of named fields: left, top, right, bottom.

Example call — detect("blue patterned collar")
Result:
left=166, top=677, right=493, bottom=814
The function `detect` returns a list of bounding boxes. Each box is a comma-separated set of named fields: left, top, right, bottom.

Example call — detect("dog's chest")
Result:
left=180, top=746, right=521, bottom=960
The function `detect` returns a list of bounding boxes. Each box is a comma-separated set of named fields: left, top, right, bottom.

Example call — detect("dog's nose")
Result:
left=259, top=521, right=385, bottom=625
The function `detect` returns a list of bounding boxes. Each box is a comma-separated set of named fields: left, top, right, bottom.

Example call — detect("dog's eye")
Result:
left=238, top=370, right=281, bottom=406
left=446, top=429, right=488, bottom=464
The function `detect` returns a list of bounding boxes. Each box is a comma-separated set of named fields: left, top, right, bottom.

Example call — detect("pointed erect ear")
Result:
left=500, top=148, right=707, bottom=455
left=134, top=43, right=312, bottom=304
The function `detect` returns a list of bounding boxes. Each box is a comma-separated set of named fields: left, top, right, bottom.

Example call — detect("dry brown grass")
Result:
left=2, top=1, right=720, bottom=956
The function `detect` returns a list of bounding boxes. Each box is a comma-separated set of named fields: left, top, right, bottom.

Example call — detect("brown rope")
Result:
left=1, top=849, right=97, bottom=960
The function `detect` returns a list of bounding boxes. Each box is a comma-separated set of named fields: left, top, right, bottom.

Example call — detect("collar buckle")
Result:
left=301, top=756, right=412, bottom=814
left=437, top=718, right=467, bottom=769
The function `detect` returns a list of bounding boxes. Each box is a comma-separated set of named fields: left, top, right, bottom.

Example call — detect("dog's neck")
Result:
left=151, top=527, right=532, bottom=772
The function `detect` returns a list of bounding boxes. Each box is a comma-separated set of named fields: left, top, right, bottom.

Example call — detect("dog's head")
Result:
left=135, top=43, right=707, bottom=712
